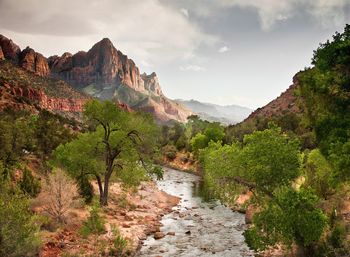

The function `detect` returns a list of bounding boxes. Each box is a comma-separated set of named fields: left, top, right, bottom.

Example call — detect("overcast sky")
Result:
left=1, top=0, right=349, bottom=109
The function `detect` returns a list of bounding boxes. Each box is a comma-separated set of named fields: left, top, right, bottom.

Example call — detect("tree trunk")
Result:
left=95, top=175, right=104, bottom=205
left=100, top=177, right=109, bottom=206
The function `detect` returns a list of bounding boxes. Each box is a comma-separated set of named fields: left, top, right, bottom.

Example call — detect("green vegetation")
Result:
left=197, top=25, right=350, bottom=256
left=53, top=99, right=159, bottom=205
left=0, top=175, right=41, bottom=257
left=80, top=203, right=106, bottom=237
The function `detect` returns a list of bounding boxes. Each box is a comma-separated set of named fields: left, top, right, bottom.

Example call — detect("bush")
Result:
left=77, top=175, right=94, bottom=204
left=19, top=168, right=41, bottom=197
left=0, top=177, right=41, bottom=257
left=42, top=169, right=78, bottom=223
left=108, top=226, right=130, bottom=256
left=80, top=203, right=105, bottom=237
left=163, top=144, right=177, bottom=161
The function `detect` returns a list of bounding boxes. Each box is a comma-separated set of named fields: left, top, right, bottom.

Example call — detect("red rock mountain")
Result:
left=0, top=35, right=191, bottom=122
left=243, top=76, right=301, bottom=122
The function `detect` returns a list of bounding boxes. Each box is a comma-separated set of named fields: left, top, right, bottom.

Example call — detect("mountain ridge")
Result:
left=0, top=34, right=191, bottom=122
left=175, top=98, right=252, bottom=124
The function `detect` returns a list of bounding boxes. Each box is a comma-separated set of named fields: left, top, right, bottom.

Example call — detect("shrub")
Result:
left=19, top=168, right=41, bottom=197
left=0, top=177, right=41, bottom=257
left=42, top=169, right=78, bottom=223
left=77, top=175, right=94, bottom=204
left=108, top=226, right=130, bottom=256
left=162, top=144, right=177, bottom=161
left=80, top=203, right=105, bottom=237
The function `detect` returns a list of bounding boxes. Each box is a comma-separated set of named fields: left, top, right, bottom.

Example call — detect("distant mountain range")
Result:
left=175, top=99, right=253, bottom=124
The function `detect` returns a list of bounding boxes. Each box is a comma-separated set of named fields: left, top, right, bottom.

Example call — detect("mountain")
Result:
left=0, top=35, right=191, bottom=122
left=243, top=75, right=302, bottom=123
left=175, top=99, right=252, bottom=124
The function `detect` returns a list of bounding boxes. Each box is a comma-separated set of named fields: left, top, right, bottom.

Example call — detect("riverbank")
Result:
left=138, top=168, right=252, bottom=257
left=38, top=180, right=180, bottom=257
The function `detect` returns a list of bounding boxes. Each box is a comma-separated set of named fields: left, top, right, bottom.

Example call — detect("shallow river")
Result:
left=138, top=168, right=253, bottom=257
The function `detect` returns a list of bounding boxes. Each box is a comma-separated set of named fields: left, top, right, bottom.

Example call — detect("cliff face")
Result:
left=141, top=72, right=163, bottom=96
left=0, top=35, right=21, bottom=62
left=49, top=38, right=146, bottom=92
left=0, top=35, right=50, bottom=76
left=20, top=47, right=50, bottom=76
left=47, top=37, right=190, bottom=122
left=0, top=47, right=4, bottom=61
left=0, top=35, right=191, bottom=122
left=0, top=82, right=85, bottom=113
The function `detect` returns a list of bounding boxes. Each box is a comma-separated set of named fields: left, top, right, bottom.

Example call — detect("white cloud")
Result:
left=180, top=65, right=206, bottom=72
left=218, top=46, right=229, bottom=53
left=180, top=8, right=189, bottom=17
left=0, top=0, right=216, bottom=67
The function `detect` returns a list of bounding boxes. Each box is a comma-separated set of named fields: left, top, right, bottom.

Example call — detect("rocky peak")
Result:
left=0, top=34, right=21, bottom=62
left=141, top=72, right=163, bottom=96
left=19, top=47, right=50, bottom=76
left=0, top=46, right=4, bottom=61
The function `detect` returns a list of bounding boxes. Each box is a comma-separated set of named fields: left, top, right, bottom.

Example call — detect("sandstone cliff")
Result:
left=20, top=47, right=50, bottom=76
left=0, top=61, right=88, bottom=118
left=0, top=35, right=191, bottom=122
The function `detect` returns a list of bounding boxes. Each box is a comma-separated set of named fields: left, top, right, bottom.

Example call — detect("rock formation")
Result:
left=19, top=47, right=50, bottom=76
left=0, top=34, right=191, bottom=122
left=141, top=72, right=163, bottom=96
left=0, top=35, right=21, bottom=62
left=0, top=46, right=5, bottom=61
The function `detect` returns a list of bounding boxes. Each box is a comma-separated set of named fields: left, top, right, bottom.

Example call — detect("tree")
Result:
left=298, top=24, right=350, bottom=180
left=42, top=169, right=78, bottom=223
left=200, top=126, right=327, bottom=252
left=53, top=100, right=159, bottom=205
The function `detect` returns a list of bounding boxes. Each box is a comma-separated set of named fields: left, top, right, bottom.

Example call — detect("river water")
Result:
left=138, top=167, right=253, bottom=257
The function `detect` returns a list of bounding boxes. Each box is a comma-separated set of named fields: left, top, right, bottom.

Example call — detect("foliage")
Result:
left=108, top=225, right=130, bottom=256
left=245, top=187, right=327, bottom=251
left=298, top=24, right=350, bottom=181
left=80, top=202, right=105, bottom=237
left=0, top=176, right=41, bottom=257
left=200, top=126, right=328, bottom=250
left=190, top=133, right=209, bottom=154
left=33, top=110, right=74, bottom=158
left=76, top=175, right=94, bottom=204
left=303, top=149, right=335, bottom=198
left=19, top=168, right=41, bottom=197
left=0, top=110, right=32, bottom=176
left=162, top=144, right=177, bottom=160
left=53, top=100, right=159, bottom=205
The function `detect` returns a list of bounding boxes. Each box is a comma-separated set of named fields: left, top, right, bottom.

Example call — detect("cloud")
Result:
left=188, top=0, right=349, bottom=31
left=180, top=8, right=189, bottom=17
left=0, top=0, right=216, bottom=67
left=218, top=46, right=229, bottom=53
left=180, top=65, right=206, bottom=71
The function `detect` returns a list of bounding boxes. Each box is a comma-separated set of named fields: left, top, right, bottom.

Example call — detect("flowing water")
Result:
left=138, top=167, right=253, bottom=257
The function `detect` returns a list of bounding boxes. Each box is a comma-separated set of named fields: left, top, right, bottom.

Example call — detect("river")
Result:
left=138, top=167, right=253, bottom=257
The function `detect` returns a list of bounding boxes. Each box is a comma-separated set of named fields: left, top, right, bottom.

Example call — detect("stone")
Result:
left=154, top=232, right=165, bottom=240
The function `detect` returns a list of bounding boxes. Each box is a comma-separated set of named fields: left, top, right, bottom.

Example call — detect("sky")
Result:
left=0, top=0, right=350, bottom=109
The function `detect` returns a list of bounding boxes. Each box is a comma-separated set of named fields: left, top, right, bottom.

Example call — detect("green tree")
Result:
left=190, top=133, right=208, bottom=154
left=0, top=176, right=41, bottom=257
left=200, top=126, right=327, bottom=252
left=53, top=100, right=159, bottom=205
